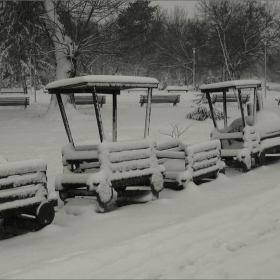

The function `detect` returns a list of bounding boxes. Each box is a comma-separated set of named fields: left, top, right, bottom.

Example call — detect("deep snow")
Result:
left=1, top=85, right=280, bottom=279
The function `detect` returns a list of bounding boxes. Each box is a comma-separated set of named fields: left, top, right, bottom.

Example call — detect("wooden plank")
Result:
left=0, top=172, right=46, bottom=190
left=0, top=185, right=42, bottom=203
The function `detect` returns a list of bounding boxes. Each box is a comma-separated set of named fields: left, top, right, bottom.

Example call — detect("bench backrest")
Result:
left=98, top=139, right=158, bottom=176
left=62, top=143, right=100, bottom=173
left=74, top=95, right=106, bottom=105
left=61, top=139, right=163, bottom=181
left=156, top=139, right=222, bottom=179
left=0, top=158, right=47, bottom=217
left=0, top=97, right=29, bottom=106
left=166, top=86, right=188, bottom=92
left=212, top=93, right=250, bottom=103
left=140, top=95, right=180, bottom=103
left=0, top=88, right=24, bottom=94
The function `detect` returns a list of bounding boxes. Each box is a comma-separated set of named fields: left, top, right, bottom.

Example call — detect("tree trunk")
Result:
left=43, top=0, right=77, bottom=114
left=21, top=75, right=28, bottom=94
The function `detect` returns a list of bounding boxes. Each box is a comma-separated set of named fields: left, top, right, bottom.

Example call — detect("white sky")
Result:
left=152, top=0, right=198, bottom=15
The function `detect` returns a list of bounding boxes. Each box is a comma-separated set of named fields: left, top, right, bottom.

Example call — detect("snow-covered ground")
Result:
left=1, top=85, right=280, bottom=279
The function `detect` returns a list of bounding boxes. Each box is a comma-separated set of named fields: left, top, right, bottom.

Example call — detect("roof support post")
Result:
left=144, top=88, right=152, bottom=138
left=253, top=87, right=257, bottom=125
left=206, top=92, right=217, bottom=128
left=56, top=93, right=74, bottom=146
left=237, top=89, right=246, bottom=128
left=223, top=90, right=227, bottom=127
left=112, top=91, right=118, bottom=142
left=92, top=87, right=105, bottom=142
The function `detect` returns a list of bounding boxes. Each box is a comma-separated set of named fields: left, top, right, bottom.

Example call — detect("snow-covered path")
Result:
left=1, top=87, right=280, bottom=278
left=1, top=164, right=280, bottom=279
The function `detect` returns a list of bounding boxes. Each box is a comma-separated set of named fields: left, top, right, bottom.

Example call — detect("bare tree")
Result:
left=198, top=0, right=280, bottom=80
left=42, top=0, right=125, bottom=113
left=155, top=6, right=210, bottom=85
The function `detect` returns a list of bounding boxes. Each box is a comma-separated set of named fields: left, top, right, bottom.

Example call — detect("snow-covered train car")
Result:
left=156, top=139, right=225, bottom=189
left=0, top=155, right=57, bottom=231
left=46, top=75, right=165, bottom=212
left=200, top=80, right=280, bottom=171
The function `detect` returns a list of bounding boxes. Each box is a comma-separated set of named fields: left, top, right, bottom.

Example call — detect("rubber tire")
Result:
left=36, top=202, right=55, bottom=226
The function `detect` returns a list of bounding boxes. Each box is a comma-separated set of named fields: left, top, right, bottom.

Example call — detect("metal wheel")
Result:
left=36, top=202, right=55, bottom=226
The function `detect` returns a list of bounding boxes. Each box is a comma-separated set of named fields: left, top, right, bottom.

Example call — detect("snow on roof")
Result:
left=200, top=80, right=262, bottom=92
left=46, top=75, right=159, bottom=93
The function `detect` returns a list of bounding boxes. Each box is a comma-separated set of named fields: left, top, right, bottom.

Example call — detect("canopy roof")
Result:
left=200, top=79, right=262, bottom=93
left=46, top=75, right=159, bottom=94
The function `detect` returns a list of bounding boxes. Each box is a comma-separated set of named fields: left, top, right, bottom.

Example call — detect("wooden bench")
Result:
left=211, top=93, right=250, bottom=104
left=0, top=88, right=24, bottom=94
left=128, top=88, right=148, bottom=93
left=74, top=95, right=106, bottom=108
left=0, top=156, right=57, bottom=231
left=0, top=97, right=29, bottom=108
left=166, top=86, right=188, bottom=93
left=140, top=95, right=180, bottom=107
left=55, top=139, right=165, bottom=212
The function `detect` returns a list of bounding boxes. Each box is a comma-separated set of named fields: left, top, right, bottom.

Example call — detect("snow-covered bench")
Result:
left=55, top=139, right=165, bottom=212
left=156, top=139, right=224, bottom=189
left=166, top=86, right=189, bottom=93
left=0, top=97, right=29, bottom=108
left=212, top=93, right=250, bottom=104
left=0, top=88, right=24, bottom=94
left=0, top=155, right=57, bottom=230
left=74, top=95, right=106, bottom=108
left=140, top=95, right=180, bottom=106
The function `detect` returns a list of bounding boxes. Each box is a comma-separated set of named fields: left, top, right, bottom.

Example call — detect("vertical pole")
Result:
left=91, top=87, right=105, bottom=142
left=112, top=91, right=118, bottom=142
left=56, top=93, right=74, bottom=146
left=193, top=47, right=196, bottom=90
left=253, top=87, right=257, bottom=125
left=222, top=90, right=227, bottom=127
left=264, top=40, right=267, bottom=99
left=33, top=56, right=36, bottom=103
left=237, top=89, right=246, bottom=128
left=206, top=92, right=217, bottom=128
left=144, top=88, right=152, bottom=138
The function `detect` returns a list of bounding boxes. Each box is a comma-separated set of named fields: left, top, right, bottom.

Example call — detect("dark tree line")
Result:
left=1, top=0, right=280, bottom=95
